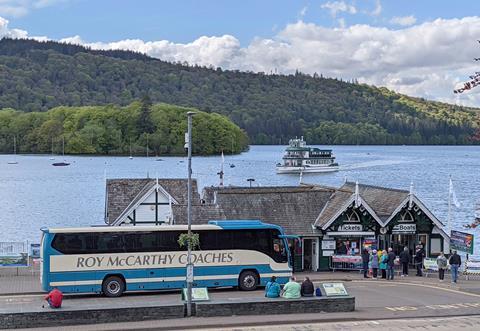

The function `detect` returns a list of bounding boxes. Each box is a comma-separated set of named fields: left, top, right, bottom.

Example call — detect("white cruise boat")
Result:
left=276, top=137, right=339, bottom=174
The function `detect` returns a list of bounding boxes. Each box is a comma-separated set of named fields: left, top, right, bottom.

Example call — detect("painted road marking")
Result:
left=353, top=280, right=480, bottom=298
left=385, top=302, right=480, bottom=311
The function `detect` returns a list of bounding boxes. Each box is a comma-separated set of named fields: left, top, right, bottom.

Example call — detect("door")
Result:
left=302, top=238, right=318, bottom=271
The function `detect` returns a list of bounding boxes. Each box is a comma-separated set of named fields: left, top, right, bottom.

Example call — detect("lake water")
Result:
left=1, top=145, right=479, bottom=256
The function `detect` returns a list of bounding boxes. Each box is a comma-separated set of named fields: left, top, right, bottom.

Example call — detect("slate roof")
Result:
left=314, top=181, right=410, bottom=228
left=186, top=185, right=336, bottom=236
left=105, top=178, right=199, bottom=224
left=341, top=182, right=409, bottom=221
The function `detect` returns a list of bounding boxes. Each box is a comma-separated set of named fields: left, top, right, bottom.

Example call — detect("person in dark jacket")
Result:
left=361, top=248, right=370, bottom=278
left=301, top=277, right=315, bottom=297
left=449, top=250, right=462, bottom=283
left=387, top=248, right=396, bottom=280
left=414, top=246, right=424, bottom=276
left=399, top=247, right=411, bottom=277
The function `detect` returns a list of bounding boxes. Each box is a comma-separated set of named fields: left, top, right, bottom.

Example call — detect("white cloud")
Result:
left=0, top=16, right=28, bottom=38
left=0, top=0, right=67, bottom=17
left=321, top=1, right=357, bottom=18
left=390, top=15, right=417, bottom=27
left=371, top=0, right=382, bottom=16
left=299, top=6, right=307, bottom=19
left=3, top=14, right=480, bottom=107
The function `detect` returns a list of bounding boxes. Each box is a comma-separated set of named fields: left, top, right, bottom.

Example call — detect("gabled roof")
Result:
left=196, top=185, right=335, bottom=236
left=341, top=182, right=409, bottom=221
left=105, top=178, right=199, bottom=225
left=314, top=182, right=409, bottom=229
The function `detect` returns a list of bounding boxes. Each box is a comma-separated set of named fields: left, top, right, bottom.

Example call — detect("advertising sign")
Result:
left=450, top=230, right=474, bottom=254
left=322, top=283, right=348, bottom=296
left=0, top=242, right=29, bottom=267
left=321, top=240, right=336, bottom=250
left=423, top=258, right=438, bottom=271
left=339, top=224, right=363, bottom=232
left=392, top=224, right=416, bottom=234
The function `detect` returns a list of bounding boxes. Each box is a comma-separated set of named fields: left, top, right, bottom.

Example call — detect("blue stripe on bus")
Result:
left=48, top=265, right=291, bottom=282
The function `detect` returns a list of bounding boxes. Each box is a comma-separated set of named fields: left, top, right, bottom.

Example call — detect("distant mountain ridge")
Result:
left=0, top=38, right=479, bottom=145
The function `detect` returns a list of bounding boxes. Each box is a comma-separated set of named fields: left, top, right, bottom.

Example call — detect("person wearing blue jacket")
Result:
left=370, top=249, right=379, bottom=279
left=265, top=276, right=281, bottom=298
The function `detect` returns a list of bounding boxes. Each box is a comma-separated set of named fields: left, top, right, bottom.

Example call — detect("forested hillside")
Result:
left=1, top=38, right=479, bottom=145
left=0, top=101, right=248, bottom=155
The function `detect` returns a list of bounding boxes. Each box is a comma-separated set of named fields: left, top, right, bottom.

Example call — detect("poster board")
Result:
left=322, top=283, right=348, bottom=297
left=0, top=242, right=29, bottom=267
left=423, top=258, right=438, bottom=271
left=182, top=287, right=210, bottom=301
left=450, top=230, right=474, bottom=254
left=321, top=240, right=335, bottom=250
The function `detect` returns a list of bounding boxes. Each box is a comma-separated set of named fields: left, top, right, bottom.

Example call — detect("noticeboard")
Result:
left=423, top=258, right=438, bottom=271
left=322, top=283, right=348, bottom=297
left=0, top=242, right=29, bottom=267
left=321, top=240, right=335, bottom=250
left=450, top=230, right=474, bottom=254
left=182, top=287, right=210, bottom=301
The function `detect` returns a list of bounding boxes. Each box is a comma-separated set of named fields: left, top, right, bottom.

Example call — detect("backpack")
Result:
left=315, top=288, right=322, bottom=297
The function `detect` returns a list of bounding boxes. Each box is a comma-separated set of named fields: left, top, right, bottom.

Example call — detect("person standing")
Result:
left=380, top=250, right=388, bottom=279
left=414, top=246, right=424, bottom=277
left=436, top=252, right=448, bottom=282
left=370, top=249, right=379, bottom=279
left=387, top=248, right=396, bottom=280
left=399, top=247, right=411, bottom=277
left=449, top=250, right=462, bottom=284
left=300, top=277, right=315, bottom=297
left=265, top=276, right=281, bottom=298
left=281, top=276, right=301, bottom=299
left=362, top=248, right=370, bottom=279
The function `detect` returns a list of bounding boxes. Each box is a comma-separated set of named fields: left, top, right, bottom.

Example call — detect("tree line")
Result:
left=0, top=38, right=479, bottom=145
left=0, top=100, right=248, bottom=155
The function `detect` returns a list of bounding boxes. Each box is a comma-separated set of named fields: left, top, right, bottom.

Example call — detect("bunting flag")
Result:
left=449, top=178, right=461, bottom=208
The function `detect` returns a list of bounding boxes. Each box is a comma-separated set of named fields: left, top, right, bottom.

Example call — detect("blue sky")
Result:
left=4, top=0, right=480, bottom=44
left=2, top=1, right=480, bottom=105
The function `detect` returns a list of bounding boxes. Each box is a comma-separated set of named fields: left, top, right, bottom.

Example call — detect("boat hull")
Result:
left=276, top=166, right=339, bottom=174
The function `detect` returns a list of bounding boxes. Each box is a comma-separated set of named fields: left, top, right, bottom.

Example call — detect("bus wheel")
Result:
left=239, top=271, right=258, bottom=291
left=102, top=276, right=125, bottom=297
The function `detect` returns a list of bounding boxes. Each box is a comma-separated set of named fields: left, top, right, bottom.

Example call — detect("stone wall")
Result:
left=196, top=296, right=355, bottom=317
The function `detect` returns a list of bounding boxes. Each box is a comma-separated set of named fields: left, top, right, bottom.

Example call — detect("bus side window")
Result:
left=272, top=238, right=288, bottom=263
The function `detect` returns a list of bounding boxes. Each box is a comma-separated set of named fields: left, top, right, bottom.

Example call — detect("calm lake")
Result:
left=1, top=145, right=479, bottom=256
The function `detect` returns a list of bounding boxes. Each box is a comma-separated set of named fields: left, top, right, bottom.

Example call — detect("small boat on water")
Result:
left=52, top=136, right=70, bottom=167
left=230, top=164, right=235, bottom=168
left=276, top=137, right=339, bottom=174
left=7, top=136, right=18, bottom=164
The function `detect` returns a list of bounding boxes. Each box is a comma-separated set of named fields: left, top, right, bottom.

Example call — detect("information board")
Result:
left=182, top=287, right=210, bottom=301
left=423, top=258, right=438, bottom=271
left=450, top=230, right=474, bottom=254
left=322, top=283, right=348, bottom=297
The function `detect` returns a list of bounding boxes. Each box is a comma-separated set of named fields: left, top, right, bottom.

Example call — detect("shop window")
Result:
left=430, top=237, right=442, bottom=255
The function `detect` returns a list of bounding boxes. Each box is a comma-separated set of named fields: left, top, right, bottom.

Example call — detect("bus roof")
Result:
left=42, top=220, right=283, bottom=234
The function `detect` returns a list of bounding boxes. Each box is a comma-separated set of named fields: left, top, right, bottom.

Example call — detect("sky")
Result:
left=1, top=0, right=480, bottom=106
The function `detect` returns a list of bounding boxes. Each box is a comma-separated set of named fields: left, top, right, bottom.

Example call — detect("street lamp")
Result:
left=247, top=178, right=255, bottom=187
left=186, top=111, right=196, bottom=317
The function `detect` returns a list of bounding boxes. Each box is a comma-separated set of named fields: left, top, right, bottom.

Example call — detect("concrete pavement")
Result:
left=1, top=268, right=479, bottom=295
left=3, top=280, right=480, bottom=330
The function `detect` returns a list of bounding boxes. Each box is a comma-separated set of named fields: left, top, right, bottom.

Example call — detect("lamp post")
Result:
left=247, top=178, right=255, bottom=187
left=186, top=111, right=196, bottom=317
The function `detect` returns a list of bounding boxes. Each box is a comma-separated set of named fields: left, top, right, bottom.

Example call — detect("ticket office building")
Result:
left=314, top=182, right=449, bottom=270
